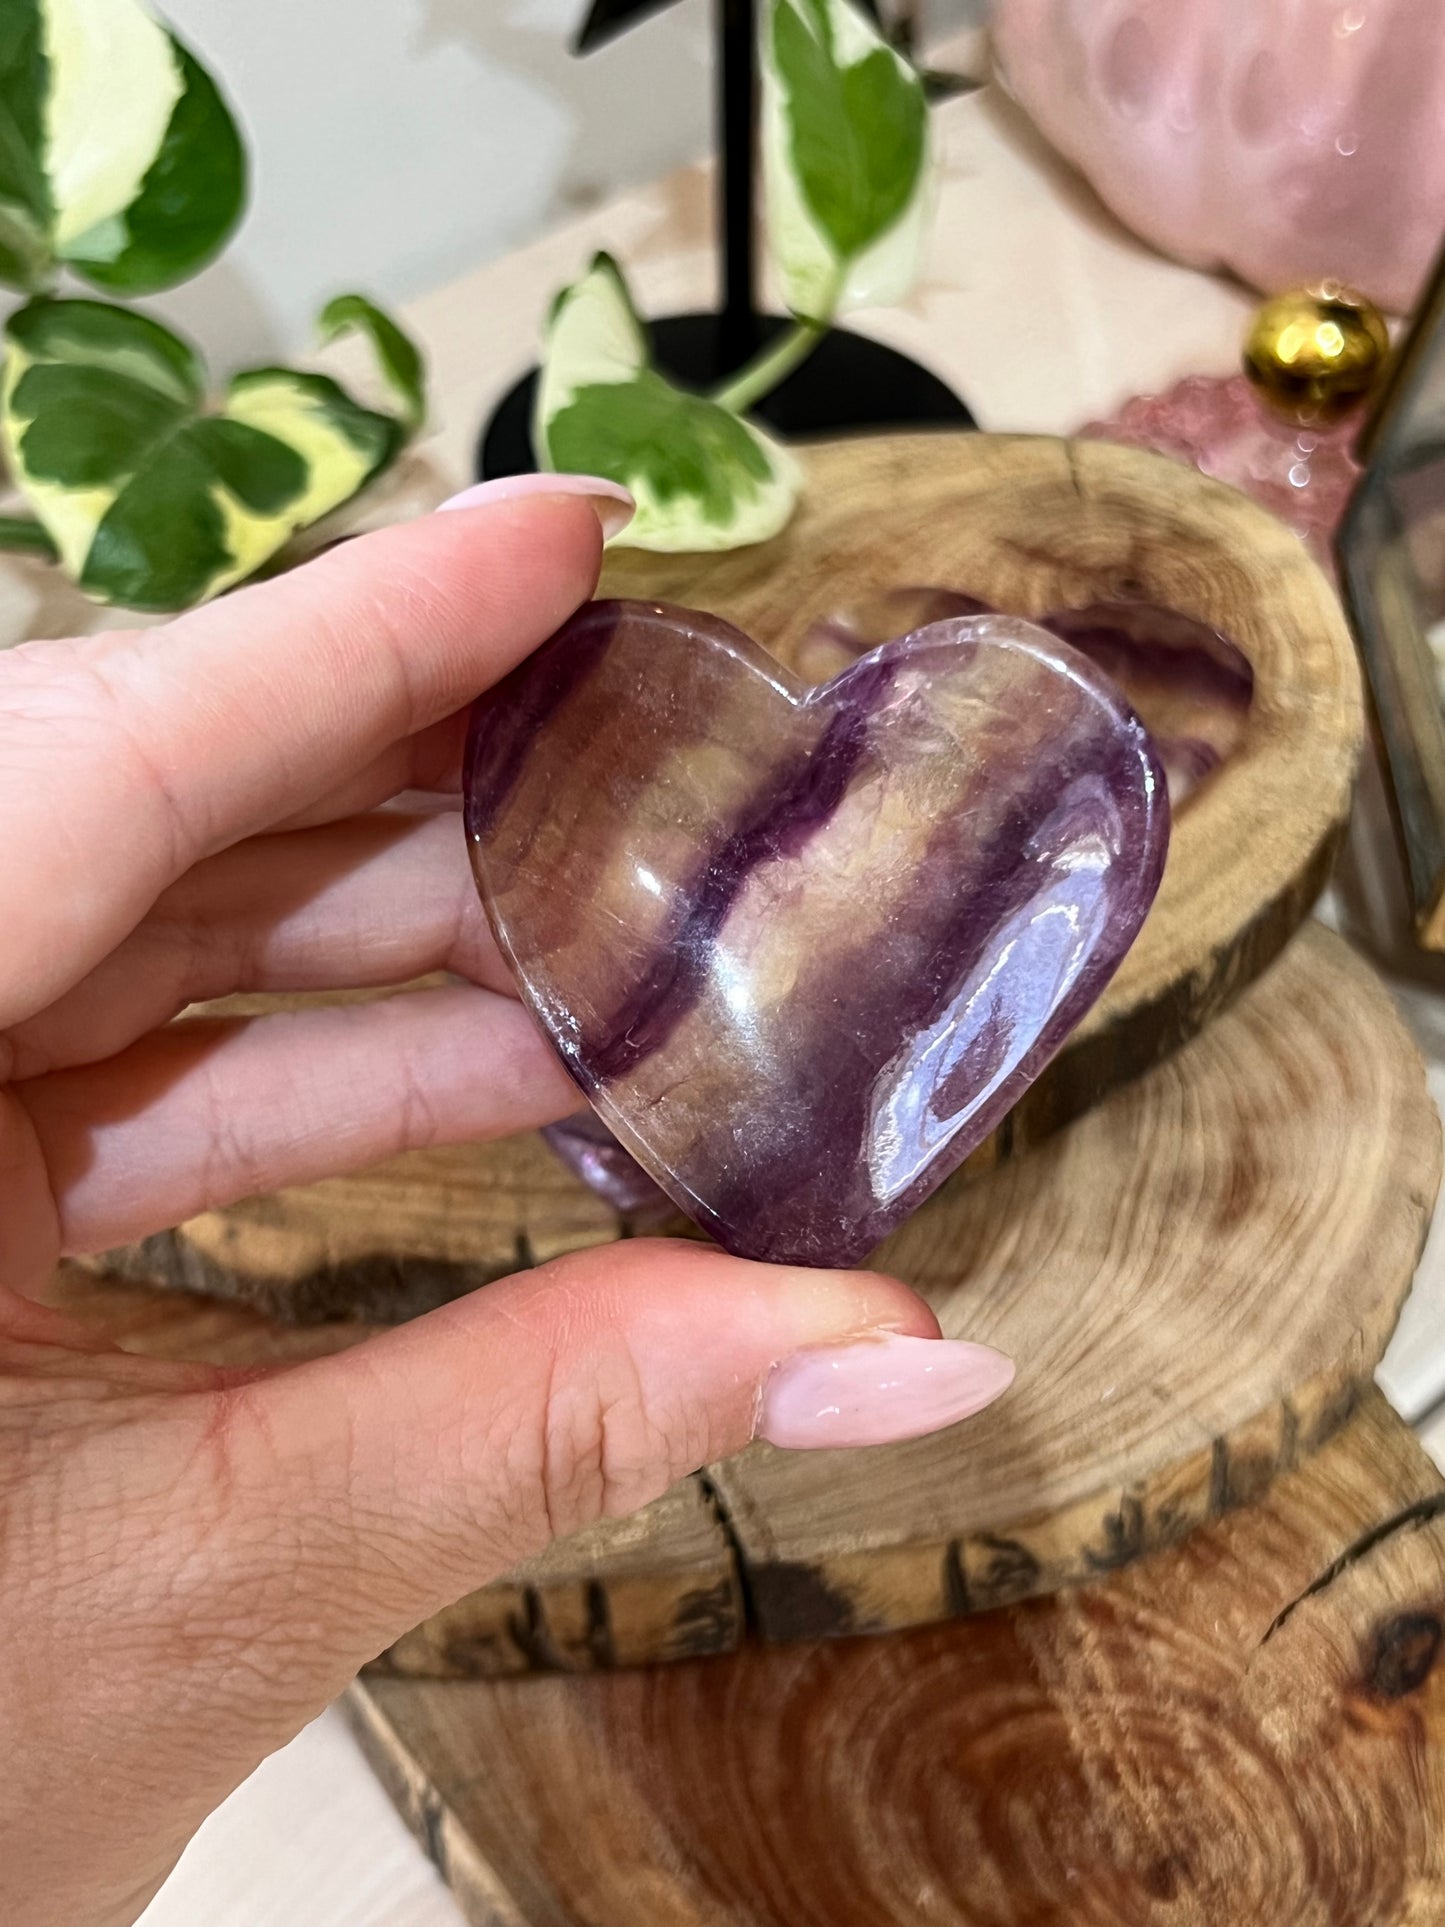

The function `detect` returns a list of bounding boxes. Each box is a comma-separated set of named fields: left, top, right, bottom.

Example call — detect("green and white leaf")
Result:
left=536, top=253, right=801, bottom=553
left=317, top=292, right=426, bottom=433
left=760, top=0, right=931, bottom=321
left=0, top=0, right=245, bottom=296
left=2, top=298, right=405, bottom=610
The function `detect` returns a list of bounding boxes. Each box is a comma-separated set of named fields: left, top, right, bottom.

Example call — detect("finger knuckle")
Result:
left=525, top=1332, right=673, bottom=1547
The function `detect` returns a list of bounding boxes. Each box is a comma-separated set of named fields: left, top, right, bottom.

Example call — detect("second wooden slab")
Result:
left=60, top=926, right=1438, bottom=1671
left=351, top=1394, right=1445, bottom=1927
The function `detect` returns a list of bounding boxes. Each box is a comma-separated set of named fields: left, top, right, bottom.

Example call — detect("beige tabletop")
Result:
left=21, top=37, right=1423, bottom=1927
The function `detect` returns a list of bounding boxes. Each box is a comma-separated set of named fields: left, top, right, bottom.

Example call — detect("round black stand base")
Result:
left=476, top=312, right=974, bottom=480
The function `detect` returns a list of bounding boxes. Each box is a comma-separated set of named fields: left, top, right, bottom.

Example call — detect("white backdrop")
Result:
left=145, top=0, right=988, bottom=369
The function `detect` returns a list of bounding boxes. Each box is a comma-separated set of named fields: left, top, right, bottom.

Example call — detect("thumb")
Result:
left=235, top=1241, right=1012, bottom=1659
left=5, top=1245, right=1013, bottom=1926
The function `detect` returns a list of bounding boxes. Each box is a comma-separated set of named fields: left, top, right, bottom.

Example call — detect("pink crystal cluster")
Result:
left=1079, top=374, right=1361, bottom=573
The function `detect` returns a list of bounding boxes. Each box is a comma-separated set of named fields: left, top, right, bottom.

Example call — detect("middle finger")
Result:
left=4, top=811, right=509, bottom=1078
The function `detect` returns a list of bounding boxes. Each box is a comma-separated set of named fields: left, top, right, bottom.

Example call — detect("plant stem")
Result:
left=712, top=317, right=827, bottom=414
left=0, top=515, right=58, bottom=558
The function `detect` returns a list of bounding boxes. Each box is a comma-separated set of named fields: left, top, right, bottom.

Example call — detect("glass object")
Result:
left=1338, top=246, right=1445, bottom=950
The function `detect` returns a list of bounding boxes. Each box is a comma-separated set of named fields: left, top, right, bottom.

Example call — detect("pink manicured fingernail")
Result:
left=757, top=1334, right=1014, bottom=1451
left=437, top=473, right=635, bottom=540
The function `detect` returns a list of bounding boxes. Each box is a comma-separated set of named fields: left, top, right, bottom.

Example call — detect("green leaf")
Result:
left=226, top=366, right=402, bottom=523
left=535, top=253, right=800, bottom=553
left=761, top=0, right=930, bottom=321
left=0, top=512, right=58, bottom=556
left=8, top=294, right=202, bottom=401
left=0, top=3, right=55, bottom=291
left=82, top=418, right=305, bottom=608
left=2, top=297, right=405, bottom=609
left=549, top=373, right=784, bottom=537
left=10, top=358, right=190, bottom=485
left=317, top=293, right=426, bottom=433
left=0, top=0, right=246, bottom=297
left=69, top=41, right=246, bottom=295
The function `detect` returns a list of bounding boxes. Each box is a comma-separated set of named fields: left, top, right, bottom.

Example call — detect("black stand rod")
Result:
left=718, top=0, right=757, bottom=369
left=475, top=0, right=974, bottom=478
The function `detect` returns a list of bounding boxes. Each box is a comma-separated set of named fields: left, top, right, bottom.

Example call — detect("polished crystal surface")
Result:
left=466, top=601, right=1169, bottom=1266
left=800, top=589, right=1253, bottom=808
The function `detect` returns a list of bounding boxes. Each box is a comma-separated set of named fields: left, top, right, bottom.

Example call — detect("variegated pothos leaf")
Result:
left=317, top=292, right=426, bottom=433
left=760, top=0, right=931, bottom=322
left=0, top=0, right=245, bottom=296
left=2, top=297, right=419, bottom=609
left=535, top=253, right=801, bottom=553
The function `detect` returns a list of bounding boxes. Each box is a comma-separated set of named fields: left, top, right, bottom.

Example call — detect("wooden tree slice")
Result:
left=67, top=926, right=1439, bottom=1674
left=348, top=1392, right=1445, bottom=1927
left=97, top=431, right=1361, bottom=1317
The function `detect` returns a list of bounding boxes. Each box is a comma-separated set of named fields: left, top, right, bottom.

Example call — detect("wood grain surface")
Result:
left=348, top=1392, right=1445, bottom=1927
left=94, top=430, right=1362, bottom=1318
left=60, top=925, right=1440, bottom=1674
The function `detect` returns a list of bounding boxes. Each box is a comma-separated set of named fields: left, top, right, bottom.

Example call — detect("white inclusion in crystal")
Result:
left=634, top=864, right=665, bottom=899
left=1050, top=830, right=1111, bottom=875
left=711, top=944, right=755, bottom=1020
left=865, top=863, right=1113, bottom=1205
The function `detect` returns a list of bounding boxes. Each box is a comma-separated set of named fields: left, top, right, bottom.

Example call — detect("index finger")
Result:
left=0, top=479, right=623, bottom=1030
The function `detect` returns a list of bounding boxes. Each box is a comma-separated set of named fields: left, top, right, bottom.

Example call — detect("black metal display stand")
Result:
left=476, top=0, right=972, bottom=480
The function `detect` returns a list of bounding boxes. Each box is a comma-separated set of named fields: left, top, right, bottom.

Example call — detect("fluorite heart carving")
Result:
left=465, top=600, right=1169, bottom=1267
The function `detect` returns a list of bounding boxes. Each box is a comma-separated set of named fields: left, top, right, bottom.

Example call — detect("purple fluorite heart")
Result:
left=465, top=601, right=1169, bottom=1267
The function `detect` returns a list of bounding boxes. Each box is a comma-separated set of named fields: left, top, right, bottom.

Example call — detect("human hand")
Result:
left=0, top=477, right=1013, bottom=1926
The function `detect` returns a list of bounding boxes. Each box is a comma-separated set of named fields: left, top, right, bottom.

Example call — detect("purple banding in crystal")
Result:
left=584, top=659, right=893, bottom=1085
left=803, top=588, right=1253, bottom=809
left=466, top=600, right=1169, bottom=1268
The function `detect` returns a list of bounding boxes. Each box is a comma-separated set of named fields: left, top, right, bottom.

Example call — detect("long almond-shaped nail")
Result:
left=757, top=1334, right=1014, bottom=1451
left=437, top=472, right=635, bottom=540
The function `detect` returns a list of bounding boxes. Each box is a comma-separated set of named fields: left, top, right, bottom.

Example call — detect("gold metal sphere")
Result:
left=1243, top=284, right=1390, bottom=424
